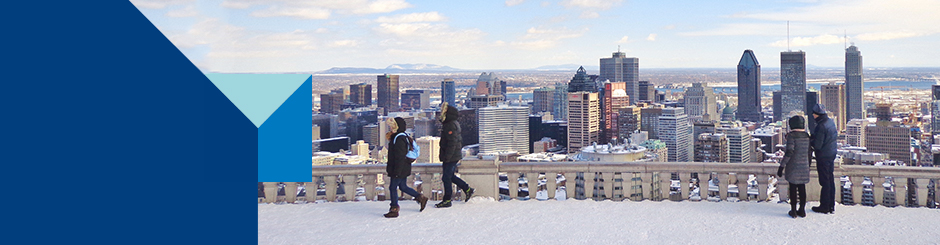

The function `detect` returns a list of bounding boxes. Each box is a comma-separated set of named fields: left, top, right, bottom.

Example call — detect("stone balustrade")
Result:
left=261, top=159, right=940, bottom=209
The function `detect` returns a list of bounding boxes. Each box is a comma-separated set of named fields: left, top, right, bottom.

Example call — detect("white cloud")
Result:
left=506, top=0, right=526, bottom=7
left=663, top=25, right=675, bottom=30
left=579, top=11, right=599, bottom=19
left=376, top=12, right=447, bottom=23
left=330, top=40, right=360, bottom=47
left=221, top=0, right=412, bottom=19
left=855, top=31, right=926, bottom=41
left=560, top=0, right=622, bottom=10
left=646, top=33, right=657, bottom=41
left=511, top=27, right=587, bottom=50
left=131, top=0, right=193, bottom=9
left=617, top=36, right=629, bottom=43
left=769, top=34, right=842, bottom=47
left=540, top=1, right=551, bottom=7
left=166, top=5, right=199, bottom=18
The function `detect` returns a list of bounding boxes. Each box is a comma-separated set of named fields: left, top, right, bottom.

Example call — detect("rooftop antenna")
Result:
left=618, top=45, right=620, bottom=53
left=787, top=21, right=790, bottom=51
left=844, top=29, right=847, bottom=49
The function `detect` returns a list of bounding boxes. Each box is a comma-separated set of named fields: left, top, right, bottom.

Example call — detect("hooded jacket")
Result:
left=811, top=113, right=839, bottom=159
left=780, top=130, right=812, bottom=184
left=439, top=104, right=463, bottom=163
left=386, top=117, right=413, bottom=178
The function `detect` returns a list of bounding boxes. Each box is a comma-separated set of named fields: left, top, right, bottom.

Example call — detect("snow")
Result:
left=259, top=197, right=940, bottom=244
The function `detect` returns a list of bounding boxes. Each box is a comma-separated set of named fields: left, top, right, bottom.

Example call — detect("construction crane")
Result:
left=869, top=86, right=904, bottom=101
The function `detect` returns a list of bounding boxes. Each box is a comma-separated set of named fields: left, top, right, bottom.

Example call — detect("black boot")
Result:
left=384, top=206, right=400, bottom=218
left=464, top=188, right=475, bottom=202
left=797, top=208, right=806, bottom=217
left=788, top=210, right=798, bottom=218
left=812, top=206, right=834, bottom=214
left=435, top=200, right=452, bottom=208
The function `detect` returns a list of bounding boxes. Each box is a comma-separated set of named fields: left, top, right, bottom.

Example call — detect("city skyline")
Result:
left=133, top=0, right=940, bottom=73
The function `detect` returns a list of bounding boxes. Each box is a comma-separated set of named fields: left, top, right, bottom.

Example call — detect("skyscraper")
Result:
left=695, top=133, right=729, bottom=163
left=441, top=78, right=456, bottom=107
left=533, top=87, right=555, bottom=113
left=737, top=50, right=762, bottom=123
left=658, top=107, right=692, bottom=162
left=319, top=92, right=343, bottom=114
left=821, top=82, right=846, bottom=131
left=638, top=81, right=655, bottom=102
left=866, top=103, right=911, bottom=163
left=846, top=118, right=867, bottom=147
left=349, top=83, right=372, bottom=107
left=684, top=82, right=717, bottom=121
left=600, top=51, right=640, bottom=104
left=641, top=106, right=663, bottom=139
left=717, top=122, right=752, bottom=163
left=553, top=82, right=569, bottom=120
left=377, top=74, right=399, bottom=114
left=780, top=51, right=806, bottom=120
left=567, top=92, right=599, bottom=154
left=400, top=90, right=430, bottom=110
left=468, top=94, right=504, bottom=109
left=845, top=45, right=864, bottom=120
left=931, top=85, right=940, bottom=134
left=568, top=66, right=597, bottom=93
left=600, top=82, right=626, bottom=144
left=617, top=106, right=641, bottom=141
left=479, top=105, right=530, bottom=154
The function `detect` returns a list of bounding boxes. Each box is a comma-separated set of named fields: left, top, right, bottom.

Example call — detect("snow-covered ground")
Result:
left=259, top=198, right=939, bottom=244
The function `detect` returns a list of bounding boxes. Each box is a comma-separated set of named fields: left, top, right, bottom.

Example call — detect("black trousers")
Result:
left=816, top=156, right=836, bottom=209
left=789, top=184, right=806, bottom=210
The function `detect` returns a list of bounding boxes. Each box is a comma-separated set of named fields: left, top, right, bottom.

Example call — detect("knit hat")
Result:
left=788, top=115, right=805, bottom=130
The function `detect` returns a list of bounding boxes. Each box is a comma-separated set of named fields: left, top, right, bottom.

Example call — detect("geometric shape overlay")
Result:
left=258, top=76, right=313, bottom=182
left=206, top=73, right=310, bottom=128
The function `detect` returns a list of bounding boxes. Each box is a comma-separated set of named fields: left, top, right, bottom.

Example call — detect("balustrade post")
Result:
left=602, top=172, right=614, bottom=201
left=528, top=172, right=539, bottom=200
left=916, top=178, right=929, bottom=207
left=680, top=173, right=691, bottom=201
left=421, top=173, right=433, bottom=199
left=698, top=172, right=710, bottom=201
left=324, top=176, right=338, bottom=202
left=363, top=175, right=376, bottom=201
left=263, top=182, right=279, bottom=203
left=305, top=182, right=318, bottom=202
left=382, top=175, right=391, bottom=202
left=640, top=172, right=652, bottom=201
left=509, top=173, right=519, bottom=199
left=584, top=172, right=595, bottom=200
left=718, top=173, right=729, bottom=201
left=778, top=178, right=789, bottom=203
left=564, top=172, right=577, bottom=200
left=343, top=175, right=357, bottom=201
left=895, top=177, right=908, bottom=206
left=659, top=172, right=671, bottom=201
left=736, top=173, right=748, bottom=201
left=850, top=176, right=864, bottom=205
left=757, top=175, right=769, bottom=202
left=871, top=177, right=885, bottom=206
left=285, top=182, right=298, bottom=203
left=546, top=172, right=557, bottom=200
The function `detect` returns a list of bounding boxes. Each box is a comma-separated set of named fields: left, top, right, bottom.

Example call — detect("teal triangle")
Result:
left=206, top=73, right=311, bottom=128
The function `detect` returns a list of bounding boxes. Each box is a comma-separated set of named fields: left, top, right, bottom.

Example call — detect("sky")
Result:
left=132, top=0, right=940, bottom=73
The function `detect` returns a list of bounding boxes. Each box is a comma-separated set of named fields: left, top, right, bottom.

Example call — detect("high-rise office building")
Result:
left=441, top=78, right=456, bottom=107
left=806, top=91, right=819, bottom=130
left=479, top=105, right=530, bottom=154
left=416, top=136, right=441, bottom=163
left=553, top=82, right=569, bottom=120
left=567, top=92, right=599, bottom=154
left=780, top=51, right=806, bottom=120
left=846, top=118, right=867, bottom=147
left=866, top=103, right=911, bottom=163
left=845, top=45, right=864, bottom=120
left=641, top=106, right=663, bottom=139
left=931, top=85, right=940, bottom=134
left=377, top=74, right=399, bottom=114
left=568, top=66, right=597, bottom=93
left=821, top=82, right=846, bottom=131
left=617, top=106, right=641, bottom=141
left=600, top=51, right=639, bottom=104
left=737, top=50, right=762, bottom=123
left=468, top=94, right=505, bottom=109
left=474, top=72, right=505, bottom=97
left=600, top=82, right=626, bottom=144
left=319, top=92, right=343, bottom=114
left=717, top=122, right=752, bottom=163
left=658, top=107, right=692, bottom=162
left=533, top=87, right=555, bottom=113
left=695, top=133, right=729, bottom=163
left=458, top=108, right=479, bottom=146
left=684, top=83, right=717, bottom=121
left=400, top=90, right=430, bottom=110
left=312, top=114, right=339, bottom=138
left=638, top=81, right=655, bottom=102
left=349, top=83, right=372, bottom=107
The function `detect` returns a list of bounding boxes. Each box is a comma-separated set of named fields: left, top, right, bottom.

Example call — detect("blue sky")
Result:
left=133, top=0, right=940, bottom=73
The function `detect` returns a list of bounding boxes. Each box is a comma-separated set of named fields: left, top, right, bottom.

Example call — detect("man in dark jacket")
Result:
left=810, top=104, right=838, bottom=214
left=384, top=117, right=428, bottom=218
left=435, top=103, right=474, bottom=208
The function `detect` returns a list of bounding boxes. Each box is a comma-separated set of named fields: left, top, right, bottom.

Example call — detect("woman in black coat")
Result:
left=384, top=117, right=428, bottom=218
left=778, top=115, right=811, bottom=218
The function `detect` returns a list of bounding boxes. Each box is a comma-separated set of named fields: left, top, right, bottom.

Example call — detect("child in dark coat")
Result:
left=779, top=115, right=811, bottom=218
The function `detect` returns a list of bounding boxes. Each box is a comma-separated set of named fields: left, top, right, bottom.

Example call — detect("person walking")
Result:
left=778, top=115, right=811, bottom=218
left=384, top=117, right=428, bottom=218
left=435, top=103, right=474, bottom=208
left=810, top=104, right=838, bottom=214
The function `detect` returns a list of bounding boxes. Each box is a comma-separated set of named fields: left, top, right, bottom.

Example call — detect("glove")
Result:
left=776, top=167, right=784, bottom=177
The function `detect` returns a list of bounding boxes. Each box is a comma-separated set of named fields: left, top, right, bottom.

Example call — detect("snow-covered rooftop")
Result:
left=259, top=198, right=939, bottom=244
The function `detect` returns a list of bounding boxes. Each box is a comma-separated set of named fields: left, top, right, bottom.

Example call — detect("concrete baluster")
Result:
left=777, top=178, right=789, bottom=203
left=916, top=178, right=929, bottom=207
left=324, top=176, right=338, bottom=202
left=509, top=173, right=519, bottom=199
left=263, top=182, right=279, bottom=203
left=343, top=175, right=357, bottom=202
left=659, top=172, right=672, bottom=201
left=871, top=177, right=885, bottom=206
left=736, top=173, right=749, bottom=202
left=546, top=172, right=557, bottom=200
left=564, top=172, right=577, bottom=201
left=640, top=172, right=653, bottom=201
left=382, top=175, right=391, bottom=202
left=757, top=175, right=769, bottom=202
left=699, top=172, right=711, bottom=201
left=363, top=175, right=376, bottom=201
left=305, top=182, right=318, bottom=202
left=680, top=173, right=691, bottom=201
left=849, top=176, right=864, bottom=205
left=718, top=173, right=730, bottom=201
left=285, top=182, right=298, bottom=203
left=420, top=173, right=433, bottom=199
left=895, top=177, right=908, bottom=206
left=528, top=172, right=539, bottom=200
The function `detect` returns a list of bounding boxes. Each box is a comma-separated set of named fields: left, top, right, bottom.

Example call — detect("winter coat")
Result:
left=386, top=117, right=413, bottom=179
left=811, top=114, right=839, bottom=159
left=439, top=105, right=463, bottom=163
left=780, top=131, right=812, bottom=184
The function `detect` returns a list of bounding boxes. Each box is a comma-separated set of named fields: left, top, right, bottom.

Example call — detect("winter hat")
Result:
left=393, top=117, right=407, bottom=133
left=788, top=115, right=805, bottom=130
left=812, top=103, right=828, bottom=115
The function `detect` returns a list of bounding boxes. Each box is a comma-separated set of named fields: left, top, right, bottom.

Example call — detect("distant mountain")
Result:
left=317, top=63, right=463, bottom=74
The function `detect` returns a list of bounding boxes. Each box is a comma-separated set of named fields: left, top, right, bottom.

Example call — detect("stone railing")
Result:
left=260, top=159, right=940, bottom=208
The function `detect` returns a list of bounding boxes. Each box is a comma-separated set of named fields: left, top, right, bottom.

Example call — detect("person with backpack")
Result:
left=435, top=103, right=474, bottom=208
left=384, top=117, right=428, bottom=218
left=778, top=115, right=811, bottom=218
